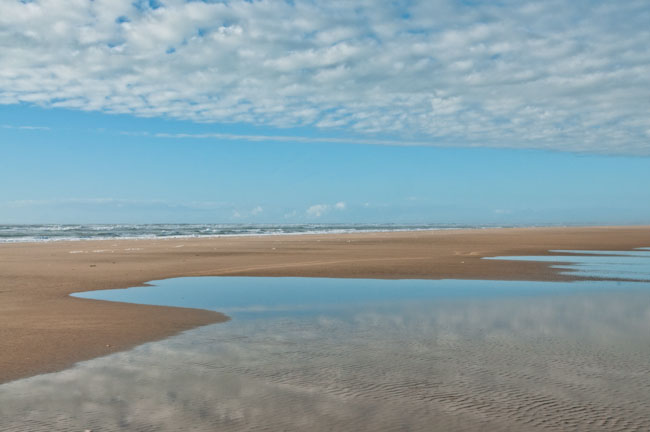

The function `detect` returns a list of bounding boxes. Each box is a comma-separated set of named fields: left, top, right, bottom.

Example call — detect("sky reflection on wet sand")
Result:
left=2, top=251, right=650, bottom=431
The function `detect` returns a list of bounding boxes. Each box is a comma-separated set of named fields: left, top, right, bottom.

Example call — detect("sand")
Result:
left=2, top=225, right=650, bottom=384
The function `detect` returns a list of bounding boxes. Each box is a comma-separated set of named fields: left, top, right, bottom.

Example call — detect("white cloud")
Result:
left=306, top=204, right=329, bottom=218
left=152, top=132, right=427, bottom=147
left=306, top=202, right=346, bottom=217
left=1, top=124, right=50, bottom=131
left=1, top=0, right=650, bottom=154
left=231, top=206, right=263, bottom=219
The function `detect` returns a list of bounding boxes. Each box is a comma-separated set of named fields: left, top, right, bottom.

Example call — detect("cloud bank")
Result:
left=1, top=0, right=649, bottom=154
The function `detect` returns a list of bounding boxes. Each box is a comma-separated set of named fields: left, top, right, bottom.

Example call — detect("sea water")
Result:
left=0, top=223, right=496, bottom=243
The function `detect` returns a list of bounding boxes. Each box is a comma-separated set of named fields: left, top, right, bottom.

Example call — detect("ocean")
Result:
left=0, top=223, right=503, bottom=243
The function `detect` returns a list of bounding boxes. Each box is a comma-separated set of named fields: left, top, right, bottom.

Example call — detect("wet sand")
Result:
left=2, top=225, right=650, bottom=384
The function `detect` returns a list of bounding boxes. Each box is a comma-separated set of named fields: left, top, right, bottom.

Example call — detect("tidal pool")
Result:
left=2, top=251, right=650, bottom=431
left=487, top=249, right=650, bottom=281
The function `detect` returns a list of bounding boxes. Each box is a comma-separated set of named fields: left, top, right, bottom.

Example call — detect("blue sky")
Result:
left=1, top=0, right=649, bottom=224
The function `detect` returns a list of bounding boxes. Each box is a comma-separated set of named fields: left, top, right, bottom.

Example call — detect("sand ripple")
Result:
left=2, top=291, right=650, bottom=431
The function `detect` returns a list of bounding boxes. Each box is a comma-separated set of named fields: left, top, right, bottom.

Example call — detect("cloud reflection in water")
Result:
left=2, top=281, right=650, bottom=431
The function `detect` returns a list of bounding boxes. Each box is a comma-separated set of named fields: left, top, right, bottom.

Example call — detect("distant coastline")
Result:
left=0, top=222, right=597, bottom=243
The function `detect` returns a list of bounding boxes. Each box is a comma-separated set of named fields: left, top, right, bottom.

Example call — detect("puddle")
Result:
left=487, top=248, right=650, bottom=280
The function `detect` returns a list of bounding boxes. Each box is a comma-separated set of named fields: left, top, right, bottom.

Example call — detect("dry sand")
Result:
left=2, top=225, right=650, bottom=384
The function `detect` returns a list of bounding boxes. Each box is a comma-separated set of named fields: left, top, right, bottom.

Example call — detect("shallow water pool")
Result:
left=2, top=251, right=650, bottom=431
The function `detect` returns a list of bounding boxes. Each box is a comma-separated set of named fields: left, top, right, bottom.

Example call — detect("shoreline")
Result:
left=2, top=225, right=650, bottom=384
left=0, top=226, right=535, bottom=245
left=0, top=227, right=447, bottom=245
left=3, top=223, right=643, bottom=245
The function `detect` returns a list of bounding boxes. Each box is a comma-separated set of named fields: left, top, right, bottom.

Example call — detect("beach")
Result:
left=2, top=225, right=650, bottom=385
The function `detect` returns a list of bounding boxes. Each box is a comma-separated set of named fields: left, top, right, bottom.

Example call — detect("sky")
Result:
left=1, top=0, right=649, bottom=225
